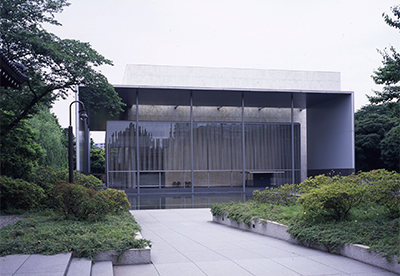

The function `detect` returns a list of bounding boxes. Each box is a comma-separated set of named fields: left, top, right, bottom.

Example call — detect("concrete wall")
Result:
left=307, top=94, right=354, bottom=176
left=123, top=65, right=341, bottom=91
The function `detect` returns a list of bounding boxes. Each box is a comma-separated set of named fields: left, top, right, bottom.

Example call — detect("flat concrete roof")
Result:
left=80, top=65, right=353, bottom=131
left=123, top=64, right=342, bottom=91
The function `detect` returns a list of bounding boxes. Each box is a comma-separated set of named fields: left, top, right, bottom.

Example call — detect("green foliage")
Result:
left=103, top=188, right=130, bottom=214
left=210, top=201, right=301, bottom=226
left=369, top=5, right=400, bottom=117
left=0, top=176, right=45, bottom=210
left=380, top=126, right=400, bottom=172
left=51, top=182, right=114, bottom=221
left=252, top=184, right=298, bottom=205
left=51, top=181, right=130, bottom=221
left=0, top=118, right=44, bottom=179
left=56, top=171, right=103, bottom=188
left=90, top=148, right=105, bottom=180
left=288, top=206, right=400, bottom=260
left=210, top=170, right=400, bottom=262
left=354, top=108, right=398, bottom=172
left=0, top=0, right=124, bottom=136
left=26, top=166, right=59, bottom=207
left=26, top=108, right=68, bottom=171
left=358, top=169, right=400, bottom=218
left=28, top=166, right=59, bottom=192
left=210, top=202, right=230, bottom=216
left=0, top=211, right=151, bottom=261
left=298, top=174, right=365, bottom=221
left=224, top=201, right=259, bottom=225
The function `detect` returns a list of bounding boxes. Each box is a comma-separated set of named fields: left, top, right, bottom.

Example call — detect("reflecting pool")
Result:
left=125, top=187, right=258, bottom=210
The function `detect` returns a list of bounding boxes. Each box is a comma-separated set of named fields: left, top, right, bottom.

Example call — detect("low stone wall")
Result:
left=93, top=232, right=151, bottom=265
left=212, top=214, right=400, bottom=274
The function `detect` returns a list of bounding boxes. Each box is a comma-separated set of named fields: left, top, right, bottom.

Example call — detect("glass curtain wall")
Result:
left=107, top=121, right=137, bottom=189
left=106, top=91, right=301, bottom=189
left=107, top=121, right=300, bottom=189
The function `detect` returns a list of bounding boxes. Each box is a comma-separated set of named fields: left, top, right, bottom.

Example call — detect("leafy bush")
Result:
left=298, top=174, right=335, bottom=194
left=358, top=169, right=400, bottom=218
left=0, top=176, right=45, bottom=210
left=253, top=183, right=298, bottom=205
left=298, top=174, right=365, bottom=221
left=103, top=188, right=130, bottom=214
left=51, top=182, right=130, bottom=221
left=52, top=181, right=114, bottom=221
left=56, top=171, right=103, bottom=189
left=210, top=202, right=230, bottom=216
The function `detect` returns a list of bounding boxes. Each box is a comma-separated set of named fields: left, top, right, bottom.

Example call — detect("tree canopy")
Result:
left=369, top=5, right=400, bottom=116
left=355, top=103, right=400, bottom=172
left=0, top=0, right=125, bottom=136
left=26, top=108, right=68, bottom=171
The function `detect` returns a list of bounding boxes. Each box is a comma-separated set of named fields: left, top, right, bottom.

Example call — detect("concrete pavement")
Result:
left=114, top=208, right=398, bottom=276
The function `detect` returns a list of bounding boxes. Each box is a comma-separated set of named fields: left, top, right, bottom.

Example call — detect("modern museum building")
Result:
left=81, top=65, right=355, bottom=192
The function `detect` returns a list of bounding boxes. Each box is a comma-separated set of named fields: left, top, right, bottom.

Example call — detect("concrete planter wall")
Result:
left=93, top=232, right=151, bottom=265
left=212, top=214, right=400, bottom=274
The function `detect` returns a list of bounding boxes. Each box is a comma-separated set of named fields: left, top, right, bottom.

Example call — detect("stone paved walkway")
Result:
left=114, top=208, right=398, bottom=276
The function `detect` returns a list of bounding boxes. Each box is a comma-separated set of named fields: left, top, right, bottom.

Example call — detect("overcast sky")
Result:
left=49, top=0, right=399, bottom=142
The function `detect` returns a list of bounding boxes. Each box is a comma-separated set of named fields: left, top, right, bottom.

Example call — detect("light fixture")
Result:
left=68, top=100, right=88, bottom=183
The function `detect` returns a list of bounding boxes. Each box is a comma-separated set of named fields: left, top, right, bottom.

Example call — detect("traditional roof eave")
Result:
left=0, top=50, right=31, bottom=90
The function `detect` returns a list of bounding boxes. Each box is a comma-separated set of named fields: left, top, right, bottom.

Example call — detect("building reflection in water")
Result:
left=127, top=192, right=253, bottom=210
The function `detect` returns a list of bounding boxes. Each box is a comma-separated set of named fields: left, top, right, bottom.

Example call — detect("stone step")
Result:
left=91, top=261, right=114, bottom=276
left=66, top=257, right=92, bottom=276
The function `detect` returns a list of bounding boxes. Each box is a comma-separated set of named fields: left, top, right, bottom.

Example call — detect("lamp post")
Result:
left=69, top=100, right=88, bottom=183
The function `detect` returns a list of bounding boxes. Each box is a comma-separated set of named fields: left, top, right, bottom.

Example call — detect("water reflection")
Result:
left=128, top=193, right=253, bottom=210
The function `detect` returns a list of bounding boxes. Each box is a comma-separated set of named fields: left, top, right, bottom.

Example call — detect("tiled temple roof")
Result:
left=0, top=50, right=30, bottom=90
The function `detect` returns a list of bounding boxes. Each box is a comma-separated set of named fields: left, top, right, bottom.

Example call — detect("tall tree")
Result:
left=369, top=5, right=400, bottom=117
left=26, top=108, right=68, bottom=171
left=0, top=0, right=125, bottom=136
left=0, top=119, right=44, bottom=179
left=380, top=125, right=400, bottom=171
left=355, top=103, right=400, bottom=172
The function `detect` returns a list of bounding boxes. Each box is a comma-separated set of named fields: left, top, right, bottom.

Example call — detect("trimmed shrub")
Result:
left=359, top=169, right=400, bottom=218
left=253, top=183, right=298, bottom=205
left=52, top=181, right=113, bottom=221
left=298, top=174, right=335, bottom=194
left=102, top=188, right=130, bottom=214
left=51, top=182, right=130, bottom=221
left=0, top=175, right=45, bottom=210
left=298, top=174, right=365, bottom=221
left=56, top=171, right=103, bottom=189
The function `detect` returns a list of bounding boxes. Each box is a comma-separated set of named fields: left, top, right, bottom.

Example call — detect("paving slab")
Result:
left=66, top=257, right=92, bottom=276
left=7, top=253, right=72, bottom=276
left=113, top=208, right=399, bottom=276
left=91, top=261, right=113, bottom=276
left=0, top=254, right=30, bottom=276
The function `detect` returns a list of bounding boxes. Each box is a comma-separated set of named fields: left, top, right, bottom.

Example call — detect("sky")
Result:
left=49, top=0, right=399, bottom=143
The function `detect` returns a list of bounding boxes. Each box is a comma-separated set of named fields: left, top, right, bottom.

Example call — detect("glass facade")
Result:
left=107, top=120, right=301, bottom=189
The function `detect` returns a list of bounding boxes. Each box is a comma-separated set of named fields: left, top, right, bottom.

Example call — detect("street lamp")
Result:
left=69, top=100, right=88, bottom=183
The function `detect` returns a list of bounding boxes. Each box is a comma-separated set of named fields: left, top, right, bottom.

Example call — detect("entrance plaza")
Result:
left=113, top=209, right=397, bottom=276
left=81, top=65, right=355, bottom=192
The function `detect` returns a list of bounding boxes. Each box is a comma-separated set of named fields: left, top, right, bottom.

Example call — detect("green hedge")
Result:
left=0, top=176, right=45, bottom=210
left=51, top=181, right=130, bottom=221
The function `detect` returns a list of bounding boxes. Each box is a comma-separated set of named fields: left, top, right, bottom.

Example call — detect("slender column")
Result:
left=136, top=90, right=140, bottom=193
left=291, top=93, right=295, bottom=184
left=242, top=93, right=246, bottom=193
left=190, top=91, right=194, bottom=193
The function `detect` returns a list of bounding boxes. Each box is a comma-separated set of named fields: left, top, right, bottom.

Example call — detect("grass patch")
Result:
left=211, top=201, right=400, bottom=262
left=0, top=210, right=151, bottom=261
